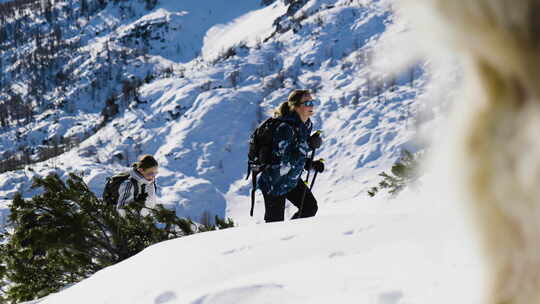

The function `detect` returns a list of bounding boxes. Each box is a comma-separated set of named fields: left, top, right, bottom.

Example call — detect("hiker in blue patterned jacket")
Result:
left=259, top=90, right=325, bottom=222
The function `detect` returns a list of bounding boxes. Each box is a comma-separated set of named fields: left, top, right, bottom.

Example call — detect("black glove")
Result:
left=305, top=159, right=325, bottom=173
left=135, top=191, right=148, bottom=203
left=308, top=132, right=322, bottom=150
left=312, top=159, right=325, bottom=173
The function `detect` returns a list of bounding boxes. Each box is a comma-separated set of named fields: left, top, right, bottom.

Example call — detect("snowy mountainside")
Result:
left=28, top=192, right=485, bottom=304
left=0, top=0, right=428, bottom=225
left=1, top=1, right=481, bottom=303
left=0, top=0, right=262, bottom=168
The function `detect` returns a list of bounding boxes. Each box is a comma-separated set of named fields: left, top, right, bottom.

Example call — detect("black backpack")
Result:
left=102, top=172, right=139, bottom=206
left=246, top=117, right=298, bottom=216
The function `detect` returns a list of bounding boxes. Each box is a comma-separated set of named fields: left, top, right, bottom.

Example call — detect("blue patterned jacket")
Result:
left=258, top=112, right=313, bottom=196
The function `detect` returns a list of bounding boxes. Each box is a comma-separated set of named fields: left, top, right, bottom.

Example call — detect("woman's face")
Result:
left=296, top=93, right=315, bottom=120
left=138, top=167, right=158, bottom=181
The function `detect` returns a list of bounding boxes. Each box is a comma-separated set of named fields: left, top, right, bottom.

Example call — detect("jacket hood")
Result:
left=130, top=167, right=154, bottom=185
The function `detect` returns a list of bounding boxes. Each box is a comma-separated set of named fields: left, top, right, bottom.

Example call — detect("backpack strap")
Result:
left=274, top=118, right=301, bottom=158
left=275, top=118, right=300, bottom=145
left=130, top=178, right=139, bottom=200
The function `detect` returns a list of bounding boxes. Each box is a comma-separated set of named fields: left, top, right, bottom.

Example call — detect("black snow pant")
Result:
left=262, top=180, right=318, bottom=222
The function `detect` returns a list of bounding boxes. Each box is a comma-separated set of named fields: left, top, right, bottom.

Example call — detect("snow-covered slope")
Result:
left=29, top=189, right=485, bottom=304
left=2, top=0, right=478, bottom=303
left=0, top=0, right=428, bottom=226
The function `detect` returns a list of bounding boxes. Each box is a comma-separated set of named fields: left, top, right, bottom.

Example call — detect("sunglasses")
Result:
left=301, top=99, right=317, bottom=107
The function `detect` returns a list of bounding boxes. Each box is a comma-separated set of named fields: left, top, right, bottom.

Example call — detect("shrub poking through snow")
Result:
left=367, top=150, right=422, bottom=197
left=0, top=173, right=234, bottom=302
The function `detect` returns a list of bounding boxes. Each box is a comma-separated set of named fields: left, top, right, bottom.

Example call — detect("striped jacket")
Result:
left=117, top=168, right=157, bottom=209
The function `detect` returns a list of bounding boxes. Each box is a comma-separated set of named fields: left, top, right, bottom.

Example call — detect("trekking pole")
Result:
left=297, top=130, right=322, bottom=219
left=309, top=159, right=324, bottom=190
left=297, top=179, right=310, bottom=218
left=304, top=130, right=322, bottom=184
left=305, top=149, right=316, bottom=185
left=298, top=148, right=316, bottom=218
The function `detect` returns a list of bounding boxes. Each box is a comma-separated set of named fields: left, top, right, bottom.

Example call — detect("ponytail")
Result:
left=273, top=101, right=293, bottom=117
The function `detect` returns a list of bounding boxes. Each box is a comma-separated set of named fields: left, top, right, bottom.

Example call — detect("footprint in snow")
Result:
left=222, top=246, right=250, bottom=255
left=377, top=291, right=403, bottom=304
left=190, top=284, right=304, bottom=304
left=281, top=235, right=296, bottom=241
left=343, top=225, right=375, bottom=236
left=328, top=251, right=345, bottom=258
left=343, top=230, right=355, bottom=236
left=155, top=291, right=176, bottom=304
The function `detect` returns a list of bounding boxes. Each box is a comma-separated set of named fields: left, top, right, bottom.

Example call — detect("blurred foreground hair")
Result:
left=404, top=1, right=540, bottom=303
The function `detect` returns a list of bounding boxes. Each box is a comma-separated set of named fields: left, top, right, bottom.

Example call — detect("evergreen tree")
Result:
left=367, top=150, right=423, bottom=197
left=0, top=173, right=234, bottom=302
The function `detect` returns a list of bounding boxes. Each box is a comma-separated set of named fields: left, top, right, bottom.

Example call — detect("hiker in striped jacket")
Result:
left=117, top=154, right=158, bottom=210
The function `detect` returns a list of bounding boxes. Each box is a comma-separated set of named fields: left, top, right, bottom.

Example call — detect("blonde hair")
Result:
left=407, top=1, right=540, bottom=303
left=273, top=89, right=310, bottom=117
